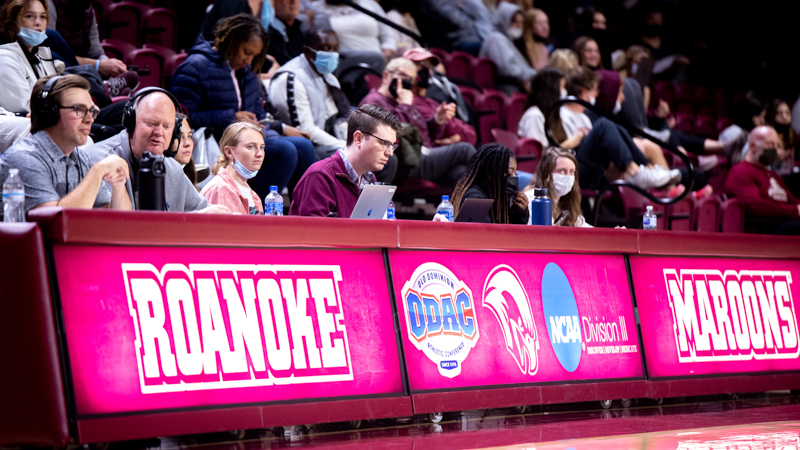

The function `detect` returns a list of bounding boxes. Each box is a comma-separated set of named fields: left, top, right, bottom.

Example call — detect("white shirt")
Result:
left=559, top=104, right=593, bottom=138
left=518, top=106, right=547, bottom=147
left=311, top=0, right=396, bottom=53
left=236, top=181, right=255, bottom=208
left=269, top=73, right=346, bottom=148
left=524, top=190, right=592, bottom=227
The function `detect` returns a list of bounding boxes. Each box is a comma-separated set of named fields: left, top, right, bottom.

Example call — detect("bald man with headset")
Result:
left=86, top=88, right=229, bottom=213
left=0, top=74, right=131, bottom=215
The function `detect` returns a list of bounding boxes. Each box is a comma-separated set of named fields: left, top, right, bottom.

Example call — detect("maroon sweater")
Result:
left=360, top=89, right=446, bottom=148
left=289, top=152, right=359, bottom=217
left=723, top=161, right=799, bottom=218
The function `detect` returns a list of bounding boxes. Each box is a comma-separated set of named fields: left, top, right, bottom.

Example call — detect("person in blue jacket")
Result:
left=170, top=13, right=315, bottom=200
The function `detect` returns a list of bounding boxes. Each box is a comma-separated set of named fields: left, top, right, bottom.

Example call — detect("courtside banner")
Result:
left=52, top=245, right=404, bottom=417
left=630, top=256, right=800, bottom=378
left=388, top=251, right=643, bottom=391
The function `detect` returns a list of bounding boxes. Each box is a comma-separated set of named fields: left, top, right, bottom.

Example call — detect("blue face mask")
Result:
left=261, top=0, right=275, bottom=29
left=232, top=159, right=259, bottom=179
left=313, top=51, right=339, bottom=74
left=18, top=26, right=47, bottom=47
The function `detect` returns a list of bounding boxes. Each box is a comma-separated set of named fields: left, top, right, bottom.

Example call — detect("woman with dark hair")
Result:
left=526, top=147, right=590, bottom=227
left=719, top=92, right=766, bottom=164
left=450, top=143, right=529, bottom=224
left=518, top=67, right=564, bottom=146
left=171, top=13, right=316, bottom=200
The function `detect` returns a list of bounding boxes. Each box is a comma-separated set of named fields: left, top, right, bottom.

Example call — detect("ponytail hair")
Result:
left=211, top=121, right=264, bottom=175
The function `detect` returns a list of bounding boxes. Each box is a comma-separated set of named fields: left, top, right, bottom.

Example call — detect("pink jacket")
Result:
left=200, top=166, right=264, bottom=215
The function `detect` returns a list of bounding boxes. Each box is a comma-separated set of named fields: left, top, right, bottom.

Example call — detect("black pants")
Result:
left=669, top=129, right=707, bottom=155
left=408, top=143, right=477, bottom=187
left=577, top=118, right=649, bottom=190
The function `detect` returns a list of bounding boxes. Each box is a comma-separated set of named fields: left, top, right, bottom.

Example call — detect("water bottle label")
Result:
left=386, top=207, right=395, bottom=219
left=265, top=201, right=283, bottom=215
left=438, top=210, right=453, bottom=222
left=643, top=218, right=656, bottom=228
left=2, top=192, right=24, bottom=200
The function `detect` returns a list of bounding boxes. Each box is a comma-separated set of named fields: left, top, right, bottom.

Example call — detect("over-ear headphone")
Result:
left=122, top=87, right=183, bottom=157
left=35, top=75, right=64, bottom=129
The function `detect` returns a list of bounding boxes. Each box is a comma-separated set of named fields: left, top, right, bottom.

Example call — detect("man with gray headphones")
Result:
left=0, top=74, right=131, bottom=215
left=86, top=87, right=229, bottom=213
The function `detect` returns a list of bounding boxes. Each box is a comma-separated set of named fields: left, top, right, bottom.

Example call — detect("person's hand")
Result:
left=395, top=78, right=413, bottom=105
left=434, top=134, right=461, bottom=145
left=432, top=213, right=449, bottom=222
left=777, top=147, right=791, bottom=161
left=656, top=99, right=671, bottom=118
left=234, top=111, right=264, bottom=128
left=796, top=204, right=800, bottom=217
left=511, top=190, right=528, bottom=212
left=382, top=48, right=395, bottom=60
left=98, top=58, right=128, bottom=78
left=435, top=102, right=457, bottom=123
left=199, top=205, right=232, bottom=214
left=675, top=55, right=691, bottom=66
left=666, top=116, right=676, bottom=128
left=103, top=167, right=128, bottom=187
left=96, top=154, right=130, bottom=179
left=284, top=125, right=310, bottom=138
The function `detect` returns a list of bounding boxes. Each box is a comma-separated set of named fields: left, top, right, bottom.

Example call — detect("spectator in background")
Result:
left=724, top=125, right=800, bottom=235
left=268, top=0, right=305, bottom=65
left=479, top=1, right=536, bottom=94
left=169, top=114, right=201, bottom=188
left=0, top=75, right=130, bottom=214
left=384, top=0, right=422, bottom=56
left=202, top=122, right=265, bottom=215
left=525, top=147, right=591, bottom=227
left=767, top=99, right=795, bottom=155
left=360, top=57, right=477, bottom=187
left=569, top=6, right=611, bottom=69
left=519, top=8, right=551, bottom=71
left=573, top=36, right=602, bottom=70
left=86, top=88, right=229, bottom=213
left=519, top=67, right=564, bottom=146
left=637, top=6, right=689, bottom=81
left=547, top=48, right=578, bottom=74
left=171, top=14, right=315, bottom=199
left=450, top=143, right=529, bottom=225
left=719, top=92, right=766, bottom=165
left=289, top=104, right=400, bottom=217
left=412, top=0, right=493, bottom=55
left=403, top=47, right=473, bottom=126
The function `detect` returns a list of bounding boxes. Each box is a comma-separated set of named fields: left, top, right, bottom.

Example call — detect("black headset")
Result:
left=35, top=75, right=64, bottom=129
left=122, top=87, right=183, bottom=157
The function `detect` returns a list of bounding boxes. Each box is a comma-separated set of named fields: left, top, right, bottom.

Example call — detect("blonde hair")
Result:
left=548, top=49, right=578, bottom=73
left=211, top=121, right=264, bottom=175
left=385, top=57, right=416, bottom=75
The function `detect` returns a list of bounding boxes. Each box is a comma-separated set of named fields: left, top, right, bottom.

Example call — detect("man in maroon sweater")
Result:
left=724, top=126, right=800, bottom=235
left=289, top=104, right=401, bottom=217
left=359, top=58, right=476, bottom=187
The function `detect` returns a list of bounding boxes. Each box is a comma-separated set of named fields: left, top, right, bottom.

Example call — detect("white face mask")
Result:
left=613, top=101, right=622, bottom=115
left=507, top=28, right=523, bottom=40
left=560, top=89, right=568, bottom=99
left=551, top=173, right=575, bottom=198
left=589, top=97, right=596, bottom=106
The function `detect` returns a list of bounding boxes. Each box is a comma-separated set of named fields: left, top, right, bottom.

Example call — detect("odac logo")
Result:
left=482, top=265, right=539, bottom=376
left=541, top=263, right=582, bottom=372
left=401, top=263, right=479, bottom=377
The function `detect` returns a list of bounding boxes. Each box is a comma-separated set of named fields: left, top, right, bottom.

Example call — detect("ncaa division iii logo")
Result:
left=401, top=263, right=479, bottom=378
left=541, top=263, right=582, bottom=372
left=483, top=265, right=540, bottom=376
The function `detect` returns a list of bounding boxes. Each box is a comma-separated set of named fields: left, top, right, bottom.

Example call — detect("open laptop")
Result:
left=455, top=198, right=494, bottom=223
left=350, top=184, right=397, bottom=219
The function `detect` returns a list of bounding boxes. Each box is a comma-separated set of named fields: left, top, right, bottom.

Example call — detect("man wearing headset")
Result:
left=86, top=88, right=229, bottom=213
left=0, top=75, right=131, bottom=215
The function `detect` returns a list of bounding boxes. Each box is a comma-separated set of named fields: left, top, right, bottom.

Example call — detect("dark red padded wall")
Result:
left=0, top=223, right=68, bottom=446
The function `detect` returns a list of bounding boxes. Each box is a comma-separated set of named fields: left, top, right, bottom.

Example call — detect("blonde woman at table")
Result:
left=201, top=122, right=265, bottom=215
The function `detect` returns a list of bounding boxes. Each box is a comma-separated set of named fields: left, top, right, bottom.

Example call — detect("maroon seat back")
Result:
left=476, top=89, right=505, bottom=145
left=364, top=73, right=382, bottom=90
left=447, top=51, right=473, bottom=80
left=617, top=187, right=668, bottom=230
left=125, top=48, right=166, bottom=88
left=162, top=50, right=187, bottom=88
left=692, top=196, right=721, bottom=232
left=719, top=198, right=745, bottom=233
left=101, top=38, right=136, bottom=60
left=668, top=196, right=696, bottom=231
left=491, top=128, right=519, bottom=149
left=514, top=138, right=542, bottom=173
left=105, top=1, right=145, bottom=45
left=504, top=93, right=527, bottom=132
left=143, top=8, right=177, bottom=49
left=470, top=57, right=496, bottom=90
left=458, top=85, right=480, bottom=108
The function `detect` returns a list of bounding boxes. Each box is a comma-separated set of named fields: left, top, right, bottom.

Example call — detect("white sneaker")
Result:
left=668, top=168, right=682, bottom=185
left=626, top=164, right=671, bottom=189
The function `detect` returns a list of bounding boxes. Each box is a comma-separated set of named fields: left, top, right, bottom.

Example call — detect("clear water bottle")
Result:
left=265, top=185, right=283, bottom=216
left=643, top=205, right=657, bottom=230
left=3, top=168, right=25, bottom=222
left=385, top=200, right=395, bottom=219
left=437, top=195, right=454, bottom=222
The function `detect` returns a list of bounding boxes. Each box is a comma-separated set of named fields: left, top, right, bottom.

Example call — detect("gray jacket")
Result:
left=85, top=130, right=208, bottom=212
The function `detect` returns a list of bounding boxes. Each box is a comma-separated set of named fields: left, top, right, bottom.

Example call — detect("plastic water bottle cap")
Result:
left=9, top=168, right=19, bottom=175
left=270, top=185, right=278, bottom=192
left=646, top=205, right=653, bottom=211
left=442, top=195, right=449, bottom=201
left=533, top=188, right=549, bottom=198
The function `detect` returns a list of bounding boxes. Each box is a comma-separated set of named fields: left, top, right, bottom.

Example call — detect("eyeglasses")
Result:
left=363, top=132, right=399, bottom=152
left=59, top=105, right=100, bottom=120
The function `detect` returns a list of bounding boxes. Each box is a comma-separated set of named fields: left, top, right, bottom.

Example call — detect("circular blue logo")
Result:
left=541, top=263, right=581, bottom=372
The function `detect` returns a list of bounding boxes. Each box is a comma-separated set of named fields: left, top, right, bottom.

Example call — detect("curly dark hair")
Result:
left=451, top=143, right=515, bottom=224
left=214, top=13, right=270, bottom=73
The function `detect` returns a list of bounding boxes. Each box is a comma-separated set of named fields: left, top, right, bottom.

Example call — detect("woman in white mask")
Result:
left=202, top=122, right=266, bottom=215
left=525, top=147, right=591, bottom=227
left=478, top=1, right=536, bottom=94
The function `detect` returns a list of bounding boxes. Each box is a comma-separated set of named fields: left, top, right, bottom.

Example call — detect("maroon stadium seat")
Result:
left=142, top=8, right=178, bottom=50
left=470, top=57, right=496, bottom=90
left=125, top=48, right=166, bottom=88
left=693, top=86, right=712, bottom=104
left=667, top=196, right=695, bottom=231
left=719, top=198, right=745, bottom=233
left=143, top=43, right=175, bottom=60
left=475, top=89, right=505, bottom=145
left=101, top=38, right=136, bottom=60
left=695, top=115, right=717, bottom=138
left=675, top=112, right=695, bottom=134
left=716, top=117, right=733, bottom=135
left=692, top=196, right=721, bottom=232
left=514, top=138, right=542, bottom=173
left=651, top=80, right=673, bottom=110
left=429, top=48, right=449, bottom=67
left=491, top=128, right=518, bottom=148
left=447, top=51, right=473, bottom=80
left=617, top=186, right=667, bottom=230
left=104, top=1, right=146, bottom=46
left=674, top=83, right=693, bottom=103
left=458, top=85, right=480, bottom=108
left=364, top=73, right=382, bottom=90
left=504, top=93, right=527, bottom=132
left=714, top=88, right=728, bottom=118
